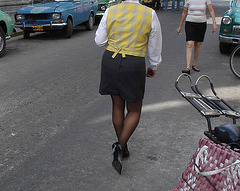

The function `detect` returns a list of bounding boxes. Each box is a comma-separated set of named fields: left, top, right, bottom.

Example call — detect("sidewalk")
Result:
left=11, top=28, right=23, bottom=37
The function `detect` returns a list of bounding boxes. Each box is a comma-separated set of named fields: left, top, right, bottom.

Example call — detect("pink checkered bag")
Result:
left=172, top=138, right=240, bottom=191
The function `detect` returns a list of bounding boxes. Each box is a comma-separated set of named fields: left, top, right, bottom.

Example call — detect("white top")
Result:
left=185, top=0, right=212, bottom=23
left=95, top=0, right=162, bottom=70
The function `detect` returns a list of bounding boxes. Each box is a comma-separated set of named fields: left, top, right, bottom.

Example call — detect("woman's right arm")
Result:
left=95, top=9, right=109, bottom=46
left=177, top=7, right=188, bottom=35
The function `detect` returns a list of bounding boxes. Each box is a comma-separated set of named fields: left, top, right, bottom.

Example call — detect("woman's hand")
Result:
left=212, top=22, right=217, bottom=33
left=146, top=68, right=156, bottom=78
left=208, top=4, right=217, bottom=33
left=177, top=7, right=188, bottom=35
left=177, top=26, right=181, bottom=35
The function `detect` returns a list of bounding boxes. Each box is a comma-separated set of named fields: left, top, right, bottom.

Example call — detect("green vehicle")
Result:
left=96, top=0, right=122, bottom=19
left=0, top=11, right=14, bottom=57
left=219, top=0, right=240, bottom=54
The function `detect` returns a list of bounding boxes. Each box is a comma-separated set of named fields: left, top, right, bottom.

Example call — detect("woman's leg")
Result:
left=111, top=95, right=124, bottom=174
left=193, top=41, right=202, bottom=67
left=172, top=0, right=175, bottom=10
left=111, top=94, right=142, bottom=150
left=110, top=96, right=142, bottom=174
left=111, top=95, right=125, bottom=140
left=177, top=0, right=180, bottom=10
left=119, top=100, right=142, bottom=150
left=164, top=0, right=168, bottom=11
left=186, top=41, right=194, bottom=70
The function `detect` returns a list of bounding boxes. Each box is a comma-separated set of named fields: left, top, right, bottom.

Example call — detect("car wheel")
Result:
left=85, top=14, right=94, bottom=31
left=23, top=30, right=30, bottom=39
left=95, top=17, right=101, bottom=25
left=64, top=19, right=73, bottom=38
left=0, top=26, right=6, bottom=58
left=219, top=42, right=231, bottom=54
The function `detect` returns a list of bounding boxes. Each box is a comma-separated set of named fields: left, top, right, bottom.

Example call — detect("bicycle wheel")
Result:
left=230, top=45, right=240, bottom=79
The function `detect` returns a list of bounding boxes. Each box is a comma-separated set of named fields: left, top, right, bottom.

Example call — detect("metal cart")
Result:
left=175, top=73, right=240, bottom=150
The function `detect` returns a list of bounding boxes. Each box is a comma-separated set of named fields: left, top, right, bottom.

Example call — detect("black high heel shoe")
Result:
left=123, top=144, right=130, bottom=158
left=112, top=142, right=122, bottom=174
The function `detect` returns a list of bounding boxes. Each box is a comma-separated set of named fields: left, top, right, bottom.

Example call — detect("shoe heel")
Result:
left=123, top=144, right=130, bottom=158
left=112, top=142, right=122, bottom=174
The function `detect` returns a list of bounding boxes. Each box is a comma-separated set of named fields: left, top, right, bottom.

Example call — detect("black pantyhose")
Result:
left=111, top=95, right=142, bottom=150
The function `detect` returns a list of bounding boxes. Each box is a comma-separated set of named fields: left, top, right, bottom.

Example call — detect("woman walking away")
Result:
left=95, top=0, right=162, bottom=174
left=177, top=0, right=217, bottom=74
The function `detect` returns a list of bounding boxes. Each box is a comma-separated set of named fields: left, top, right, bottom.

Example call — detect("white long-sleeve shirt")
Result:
left=95, top=0, right=162, bottom=70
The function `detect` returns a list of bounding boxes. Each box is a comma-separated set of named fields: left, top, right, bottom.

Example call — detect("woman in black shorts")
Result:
left=177, top=0, right=217, bottom=74
left=95, top=0, right=162, bottom=174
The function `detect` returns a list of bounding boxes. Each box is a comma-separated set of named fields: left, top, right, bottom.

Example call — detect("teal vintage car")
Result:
left=219, top=0, right=240, bottom=53
left=0, top=11, right=14, bottom=57
left=96, top=0, right=121, bottom=19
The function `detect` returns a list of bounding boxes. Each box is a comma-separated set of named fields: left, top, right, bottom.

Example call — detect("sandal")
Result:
left=182, top=68, right=190, bottom=74
left=192, top=65, right=200, bottom=72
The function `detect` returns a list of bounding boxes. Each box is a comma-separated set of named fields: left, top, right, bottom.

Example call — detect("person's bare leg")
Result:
left=193, top=41, right=202, bottom=67
left=186, top=41, right=194, bottom=70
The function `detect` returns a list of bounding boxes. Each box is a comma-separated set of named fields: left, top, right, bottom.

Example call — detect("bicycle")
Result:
left=230, top=45, right=240, bottom=79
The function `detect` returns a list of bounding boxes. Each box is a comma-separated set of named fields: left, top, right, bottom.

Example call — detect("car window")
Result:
left=34, top=0, right=72, bottom=2
left=54, top=0, right=72, bottom=1
left=236, top=0, right=240, bottom=8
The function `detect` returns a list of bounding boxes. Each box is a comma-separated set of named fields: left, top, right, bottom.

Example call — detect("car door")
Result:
left=73, top=0, right=85, bottom=25
left=82, top=0, right=94, bottom=22
left=82, top=0, right=90, bottom=21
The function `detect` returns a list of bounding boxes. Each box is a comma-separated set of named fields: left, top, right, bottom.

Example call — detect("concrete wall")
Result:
left=0, top=0, right=32, bottom=20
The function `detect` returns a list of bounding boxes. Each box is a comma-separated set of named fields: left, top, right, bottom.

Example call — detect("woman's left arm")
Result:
left=207, top=4, right=217, bottom=33
left=147, top=11, right=162, bottom=70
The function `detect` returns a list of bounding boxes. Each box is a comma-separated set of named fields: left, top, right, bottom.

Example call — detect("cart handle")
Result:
left=175, top=73, right=195, bottom=95
left=195, top=75, right=237, bottom=116
left=195, top=75, right=218, bottom=97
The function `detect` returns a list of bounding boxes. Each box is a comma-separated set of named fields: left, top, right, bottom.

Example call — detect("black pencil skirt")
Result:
left=185, top=21, right=207, bottom=42
left=99, top=50, right=146, bottom=102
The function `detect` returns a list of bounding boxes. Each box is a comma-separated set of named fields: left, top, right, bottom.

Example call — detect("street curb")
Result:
left=11, top=29, right=23, bottom=37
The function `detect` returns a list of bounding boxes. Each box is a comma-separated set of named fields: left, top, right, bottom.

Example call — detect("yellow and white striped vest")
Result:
left=106, top=2, right=152, bottom=58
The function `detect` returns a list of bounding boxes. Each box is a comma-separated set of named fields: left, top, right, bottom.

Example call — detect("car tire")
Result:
left=95, top=17, right=101, bottom=25
left=64, top=19, right=73, bottom=38
left=0, top=26, right=6, bottom=58
left=219, top=42, right=231, bottom=54
left=85, top=14, right=94, bottom=31
left=23, top=30, right=30, bottom=39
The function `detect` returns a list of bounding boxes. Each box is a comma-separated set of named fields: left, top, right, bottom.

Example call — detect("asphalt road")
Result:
left=0, top=0, right=239, bottom=190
